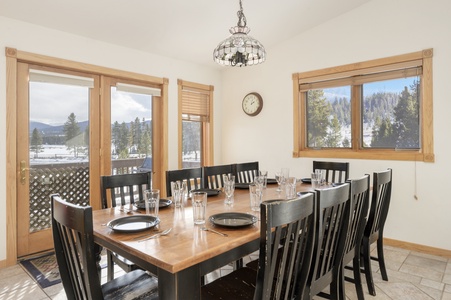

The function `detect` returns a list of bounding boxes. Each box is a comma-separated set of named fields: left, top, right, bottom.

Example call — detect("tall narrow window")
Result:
left=178, top=79, right=214, bottom=168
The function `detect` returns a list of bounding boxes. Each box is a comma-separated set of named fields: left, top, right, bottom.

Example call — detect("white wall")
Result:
left=0, top=16, right=223, bottom=261
left=1, top=0, right=451, bottom=262
left=220, top=0, right=451, bottom=250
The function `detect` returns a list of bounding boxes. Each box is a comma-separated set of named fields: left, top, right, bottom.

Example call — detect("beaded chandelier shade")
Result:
left=213, top=0, right=266, bottom=67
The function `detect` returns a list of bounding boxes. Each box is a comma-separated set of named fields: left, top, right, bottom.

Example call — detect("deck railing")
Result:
left=29, top=158, right=144, bottom=232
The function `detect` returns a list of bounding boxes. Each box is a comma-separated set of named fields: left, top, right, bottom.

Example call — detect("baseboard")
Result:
left=384, top=238, right=451, bottom=258
left=0, top=258, right=7, bottom=269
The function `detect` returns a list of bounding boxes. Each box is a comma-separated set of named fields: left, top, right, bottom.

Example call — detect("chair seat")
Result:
left=201, top=267, right=257, bottom=300
left=102, top=269, right=159, bottom=300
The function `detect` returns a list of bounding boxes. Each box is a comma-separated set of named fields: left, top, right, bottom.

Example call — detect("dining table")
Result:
left=92, top=180, right=316, bottom=300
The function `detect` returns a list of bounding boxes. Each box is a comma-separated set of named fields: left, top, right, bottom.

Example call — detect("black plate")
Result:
left=301, top=178, right=311, bottom=184
left=134, top=199, right=172, bottom=210
left=209, top=212, right=257, bottom=228
left=107, top=215, right=160, bottom=233
left=191, top=189, right=220, bottom=197
left=235, top=182, right=250, bottom=189
left=266, top=178, right=278, bottom=184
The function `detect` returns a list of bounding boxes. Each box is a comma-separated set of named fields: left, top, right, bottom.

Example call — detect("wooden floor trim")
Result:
left=384, top=238, right=451, bottom=259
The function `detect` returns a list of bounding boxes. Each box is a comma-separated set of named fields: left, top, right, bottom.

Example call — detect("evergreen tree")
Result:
left=133, top=117, right=142, bottom=155
left=63, top=112, right=82, bottom=157
left=30, top=128, right=43, bottom=158
left=370, top=81, right=419, bottom=149
left=371, top=117, right=397, bottom=147
left=325, top=116, right=342, bottom=147
left=140, top=122, right=152, bottom=157
left=394, top=85, right=420, bottom=148
left=112, top=121, right=121, bottom=155
left=307, top=89, right=331, bottom=147
left=182, top=121, right=201, bottom=159
left=118, top=122, right=130, bottom=158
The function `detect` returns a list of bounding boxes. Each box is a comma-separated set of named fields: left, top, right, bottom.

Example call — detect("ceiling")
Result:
left=0, top=0, right=372, bottom=68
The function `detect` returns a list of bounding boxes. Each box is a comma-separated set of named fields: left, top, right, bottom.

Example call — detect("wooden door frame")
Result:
left=3, top=47, right=168, bottom=266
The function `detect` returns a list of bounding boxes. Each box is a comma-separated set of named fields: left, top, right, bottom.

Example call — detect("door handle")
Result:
left=20, top=160, right=29, bottom=185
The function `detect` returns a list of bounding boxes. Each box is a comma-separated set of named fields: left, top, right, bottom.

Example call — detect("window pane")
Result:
left=111, top=86, right=152, bottom=174
left=363, top=77, right=420, bottom=149
left=306, top=87, right=351, bottom=148
left=182, top=120, right=201, bottom=168
left=29, top=79, right=90, bottom=231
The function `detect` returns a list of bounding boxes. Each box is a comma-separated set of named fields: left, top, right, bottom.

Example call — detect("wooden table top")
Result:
left=92, top=181, right=315, bottom=274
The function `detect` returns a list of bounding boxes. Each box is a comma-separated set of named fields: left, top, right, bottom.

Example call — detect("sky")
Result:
left=323, top=76, right=418, bottom=101
left=30, top=82, right=152, bottom=125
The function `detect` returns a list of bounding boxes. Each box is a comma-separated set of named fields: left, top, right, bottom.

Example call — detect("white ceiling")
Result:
left=0, top=0, right=372, bottom=68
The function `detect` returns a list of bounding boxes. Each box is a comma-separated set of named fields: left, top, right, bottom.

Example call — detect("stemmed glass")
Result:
left=222, top=174, right=235, bottom=206
left=275, top=172, right=283, bottom=192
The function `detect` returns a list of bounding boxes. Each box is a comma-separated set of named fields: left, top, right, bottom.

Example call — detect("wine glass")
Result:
left=224, top=180, right=235, bottom=205
left=275, top=172, right=283, bottom=192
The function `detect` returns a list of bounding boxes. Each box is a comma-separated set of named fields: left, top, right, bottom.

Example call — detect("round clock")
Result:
left=242, top=92, right=263, bottom=116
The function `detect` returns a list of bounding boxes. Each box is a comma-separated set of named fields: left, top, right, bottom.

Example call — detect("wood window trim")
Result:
left=292, top=49, right=434, bottom=162
left=4, top=47, right=168, bottom=267
left=177, top=79, right=214, bottom=169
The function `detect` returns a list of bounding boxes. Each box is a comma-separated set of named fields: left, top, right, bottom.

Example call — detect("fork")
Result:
left=137, top=228, right=172, bottom=242
left=201, top=227, right=228, bottom=237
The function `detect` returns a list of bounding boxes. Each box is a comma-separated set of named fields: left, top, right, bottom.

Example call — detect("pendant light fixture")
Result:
left=213, top=0, right=266, bottom=67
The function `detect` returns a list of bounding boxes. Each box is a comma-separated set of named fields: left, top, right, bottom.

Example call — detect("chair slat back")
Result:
left=343, top=175, right=371, bottom=261
left=203, top=164, right=234, bottom=189
left=100, top=172, right=151, bottom=209
left=365, top=169, right=392, bottom=240
left=313, top=161, right=349, bottom=183
left=255, top=193, right=316, bottom=300
left=166, top=167, right=203, bottom=196
left=235, top=161, right=259, bottom=183
left=51, top=194, right=104, bottom=300
left=307, top=184, right=351, bottom=296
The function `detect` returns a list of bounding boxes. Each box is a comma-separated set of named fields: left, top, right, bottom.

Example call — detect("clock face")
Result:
left=242, top=93, right=263, bottom=116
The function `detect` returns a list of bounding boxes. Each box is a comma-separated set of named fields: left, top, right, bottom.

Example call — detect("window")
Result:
left=177, top=79, right=214, bottom=168
left=293, top=49, right=434, bottom=162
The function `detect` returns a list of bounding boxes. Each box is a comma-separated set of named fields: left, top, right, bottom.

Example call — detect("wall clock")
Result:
left=242, top=92, right=263, bottom=116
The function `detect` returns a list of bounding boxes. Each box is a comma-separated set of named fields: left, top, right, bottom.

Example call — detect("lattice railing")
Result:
left=29, top=164, right=90, bottom=232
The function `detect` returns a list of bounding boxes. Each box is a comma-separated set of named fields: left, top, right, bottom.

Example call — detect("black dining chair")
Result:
left=303, top=183, right=351, bottom=300
left=203, top=164, right=235, bottom=189
left=51, top=194, right=158, bottom=300
left=165, top=167, right=202, bottom=197
left=100, top=172, right=151, bottom=280
left=340, top=174, right=371, bottom=300
left=313, top=161, right=349, bottom=183
left=201, top=192, right=317, bottom=300
left=234, top=161, right=259, bottom=183
left=361, top=168, right=393, bottom=296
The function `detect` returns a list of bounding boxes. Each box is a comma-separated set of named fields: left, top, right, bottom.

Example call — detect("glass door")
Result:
left=17, top=64, right=99, bottom=257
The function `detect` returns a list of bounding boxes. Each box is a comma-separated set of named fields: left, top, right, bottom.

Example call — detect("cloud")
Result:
left=29, top=82, right=152, bottom=125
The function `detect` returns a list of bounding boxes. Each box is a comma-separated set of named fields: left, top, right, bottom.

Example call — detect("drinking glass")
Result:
left=144, top=189, right=160, bottom=217
left=311, top=172, right=322, bottom=190
left=171, top=181, right=183, bottom=208
left=280, top=168, right=290, bottom=194
left=192, top=192, right=207, bottom=225
left=275, top=172, right=282, bottom=192
left=224, top=180, right=235, bottom=205
left=285, top=177, right=297, bottom=199
left=249, top=182, right=262, bottom=211
left=258, top=170, right=268, bottom=188
left=315, top=169, right=326, bottom=186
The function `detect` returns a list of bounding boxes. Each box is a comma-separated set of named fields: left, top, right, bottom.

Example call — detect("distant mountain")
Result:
left=30, top=120, right=89, bottom=135
left=30, top=121, right=54, bottom=131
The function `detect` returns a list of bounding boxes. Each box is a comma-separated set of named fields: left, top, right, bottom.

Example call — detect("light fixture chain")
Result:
left=237, top=0, right=247, bottom=28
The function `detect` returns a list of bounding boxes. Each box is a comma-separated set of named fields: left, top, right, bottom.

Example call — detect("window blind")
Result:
left=29, top=69, right=94, bottom=88
left=181, top=86, right=210, bottom=122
